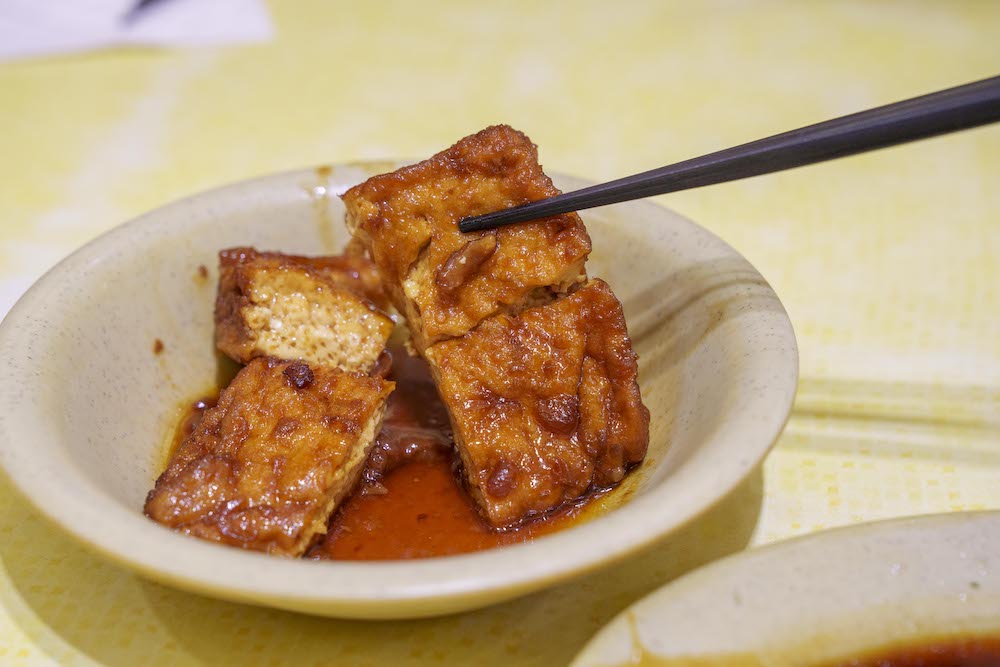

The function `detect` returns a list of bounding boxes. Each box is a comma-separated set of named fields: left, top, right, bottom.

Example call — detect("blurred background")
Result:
left=1, top=1, right=998, bottom=665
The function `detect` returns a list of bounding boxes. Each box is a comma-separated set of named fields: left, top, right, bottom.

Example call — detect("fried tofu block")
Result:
left=342, top=125, right=592, bottom=353
left=215, top=248, right=393, bottom=373
left=145, top=358, right=394, bottom=556
left=425, top=280, right=649, bottom=527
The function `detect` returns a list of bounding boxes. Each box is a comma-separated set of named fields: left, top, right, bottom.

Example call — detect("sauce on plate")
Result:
left=822, top=636, right=1000, bottom=667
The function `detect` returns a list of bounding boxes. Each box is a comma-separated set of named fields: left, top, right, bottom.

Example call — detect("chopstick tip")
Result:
left=458, top=215, right=490, bottom=233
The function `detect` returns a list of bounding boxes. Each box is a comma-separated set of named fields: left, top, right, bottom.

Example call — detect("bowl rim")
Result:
left=0, top=163, right=798, bottom=617
left=570, top=510, right=1000, bottom=666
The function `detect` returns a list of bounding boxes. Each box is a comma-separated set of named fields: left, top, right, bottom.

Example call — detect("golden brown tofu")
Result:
left=342, top=125, right=592, bottom=353
left=425, top=280, right=649, bottom=527
left=215, top=248, right=393, bottom=373
left=145, top=358, right=394, bottom=556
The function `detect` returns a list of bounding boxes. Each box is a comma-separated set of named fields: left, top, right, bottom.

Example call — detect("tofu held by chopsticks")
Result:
left=343, top=125, right=592, bottom=354
left=343, top=124, right=650, bottom=527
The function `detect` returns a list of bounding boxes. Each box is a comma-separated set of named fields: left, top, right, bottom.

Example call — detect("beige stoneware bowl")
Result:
left=0, top=163, right=797, bottom=619
left=572, top=511, right=1000, bottom=666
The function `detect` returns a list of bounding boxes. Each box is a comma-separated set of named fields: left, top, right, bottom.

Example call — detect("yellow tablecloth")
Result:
left=2, top=2, right=998, bottom=665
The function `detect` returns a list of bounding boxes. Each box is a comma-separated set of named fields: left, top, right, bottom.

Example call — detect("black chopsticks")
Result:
left=122, top=0, right=172, bottom=24
left=458, top=75, right=1000, bottom=233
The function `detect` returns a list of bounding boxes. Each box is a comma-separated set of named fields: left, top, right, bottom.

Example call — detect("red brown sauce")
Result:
left=357, top=346, right=454, bottom=492
left=824, top=636, right=1000, bottom=667
left=308, top=456, right=597, bottom=560
left=168, top=346, right=603, bottom=561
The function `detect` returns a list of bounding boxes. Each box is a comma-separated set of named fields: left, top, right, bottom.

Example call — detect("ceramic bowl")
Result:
left=0, top=163, right=797, bottom=619
left=572, top=511, right=1000, bottom=666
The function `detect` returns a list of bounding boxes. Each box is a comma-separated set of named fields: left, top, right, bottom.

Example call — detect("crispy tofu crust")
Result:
left=215, top=248, right=393, bottom=373
left=342, top=125, right=592, bottom=353
left=145, top=358, right=394, bottom=556
left=425, top=280, right=649, bottom=527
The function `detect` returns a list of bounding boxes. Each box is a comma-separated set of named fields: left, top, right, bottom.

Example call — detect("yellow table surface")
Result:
left=2, top=2, right=999, bottom=665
